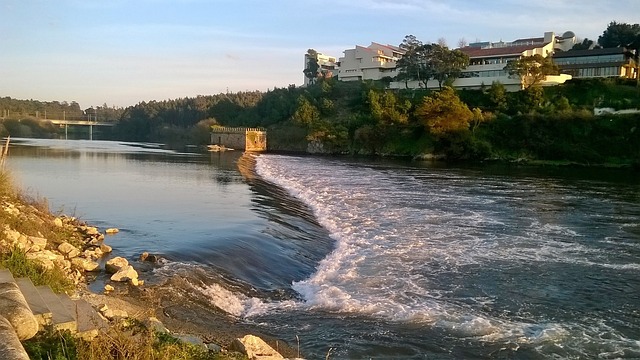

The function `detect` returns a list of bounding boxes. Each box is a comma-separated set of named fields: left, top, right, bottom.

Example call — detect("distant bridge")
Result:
left=46, top=119, right=116, bottom=140
left=48, top=119, right=116, bottom=127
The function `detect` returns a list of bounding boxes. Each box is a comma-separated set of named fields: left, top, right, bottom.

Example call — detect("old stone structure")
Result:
left=210, top=127, right=267, bottom=151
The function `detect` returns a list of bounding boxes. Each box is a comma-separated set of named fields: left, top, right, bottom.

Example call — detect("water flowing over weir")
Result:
left=251, top=154, right=640, bottom=359
left=6, top=140, right=640, bottom=359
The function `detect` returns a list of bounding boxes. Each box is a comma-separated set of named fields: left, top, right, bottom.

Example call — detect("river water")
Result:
left=5, top=138, right=640, bottom=359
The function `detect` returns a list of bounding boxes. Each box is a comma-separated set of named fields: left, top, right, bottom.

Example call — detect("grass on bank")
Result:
left=23, top=319, right=248, bottom=360
left=0, top=246, right=74, bottom=293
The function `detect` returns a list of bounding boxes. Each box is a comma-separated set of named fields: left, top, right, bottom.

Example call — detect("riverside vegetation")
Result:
left=0, top=170, right=268, bottom=359
left=1, top=78, right=640, bottom=167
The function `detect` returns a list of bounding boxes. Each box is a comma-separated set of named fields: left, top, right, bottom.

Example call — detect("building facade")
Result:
left=553, top=47, right=638, bottom=79
left=337, top=42, right=404, bottom=82
left=306, top=31, right=578, bottom=91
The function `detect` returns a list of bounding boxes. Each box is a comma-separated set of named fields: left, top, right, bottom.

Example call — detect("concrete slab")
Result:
left=14, top=278, right=52, bottom=327
left=75, top=299, right=108, bottom=340
left=35, top=286, right=76, bottom=332
left=0, top=269, right=15, bottom=284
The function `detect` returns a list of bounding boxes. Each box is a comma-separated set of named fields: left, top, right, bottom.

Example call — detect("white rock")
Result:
left=110, top=265, right=138, bottom=283
left=53, top=218, right=63, bottom=227
left=102, top=308, right=128, bottom=320
left=85, top=226, right=99, bottom=235
left=230, top=335, right=284, bottom=360
left=27, top=236, right=47, bottom=249
left=58, top=242, right=80, bottom=258
left=105, top=228, right=119, bottom=234
left=104, top=284, right=114, bottom=292
left=71, top=257, right=100, bottom=272
left=105, top=256, right=129, bottom=274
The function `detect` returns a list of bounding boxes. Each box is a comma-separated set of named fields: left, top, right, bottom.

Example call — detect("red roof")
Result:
left=459, top=43, right=547, bottom=58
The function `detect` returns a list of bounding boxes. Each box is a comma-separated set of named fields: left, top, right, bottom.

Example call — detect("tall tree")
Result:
left=598, top=21, right=640, bottom=49
left=430, top=45, right=470, bottom=90
left=504, top=54, right=559, bottom=90
left=303, top=49, right=320, bottom=85
left=396, top=35, right=424, bottom=88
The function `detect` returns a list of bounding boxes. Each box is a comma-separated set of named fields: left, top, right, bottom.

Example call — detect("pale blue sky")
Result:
left=1, top=0, right=638, bottom=108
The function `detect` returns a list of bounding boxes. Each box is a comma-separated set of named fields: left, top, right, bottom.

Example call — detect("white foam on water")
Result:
left=251, top=155, right=640, bottom=354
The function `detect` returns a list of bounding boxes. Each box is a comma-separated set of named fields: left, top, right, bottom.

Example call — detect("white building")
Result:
left=451, top=31, right=575, bottom=91
left=337, top=42, right=404, bottom=82
left=306, top=32, right=576, bottom=91
left=303, top=52, right=338, bottom=86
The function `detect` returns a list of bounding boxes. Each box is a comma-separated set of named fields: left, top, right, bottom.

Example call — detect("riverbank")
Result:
left=0, top=169, right=298, bottom=359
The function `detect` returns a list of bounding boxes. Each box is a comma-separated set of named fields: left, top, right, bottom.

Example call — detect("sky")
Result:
left=1, top=0, right=639, bottom=109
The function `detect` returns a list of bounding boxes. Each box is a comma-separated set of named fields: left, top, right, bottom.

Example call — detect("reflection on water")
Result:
left=7, top=139, right=333, bottom=293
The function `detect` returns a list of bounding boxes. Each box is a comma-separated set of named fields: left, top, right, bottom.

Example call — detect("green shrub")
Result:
left=0, top=247, right=74, bottom=293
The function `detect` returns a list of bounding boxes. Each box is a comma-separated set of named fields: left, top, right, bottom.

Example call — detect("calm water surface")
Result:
left=6, top=138, right=640, bottom=359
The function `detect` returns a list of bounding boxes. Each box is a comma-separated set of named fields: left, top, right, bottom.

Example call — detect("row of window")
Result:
left=565, top=66, right=622, bottom=78
left=459, top=70, right=509, bottom=78
left=469, top=57, right=518, bottom=66
left=554, top=54, right=626, bottom=65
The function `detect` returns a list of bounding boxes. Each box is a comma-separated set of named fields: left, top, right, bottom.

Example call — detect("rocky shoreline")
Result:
left=0, top=191, right=299, bottom=359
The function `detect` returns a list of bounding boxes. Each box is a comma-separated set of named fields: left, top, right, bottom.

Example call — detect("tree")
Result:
left=303, top=49, right=320, bottom=85
left=292, top=96, right=320, bottom=125
left=396, top=35, right=424, bottom=88
left=415, top=87, right=473, bottom=135
left=430, top=45, right=470, bottom=89
left=598, top=21, right=640, bottom=49
left=504, top=54, right=559, bottom=89
left=487, top=81, right=507, bottom=112
left=571, top=38, right=598, bottom=51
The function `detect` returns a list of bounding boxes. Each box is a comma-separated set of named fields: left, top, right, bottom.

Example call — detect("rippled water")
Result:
left=6, top=139, right=640, bottom=359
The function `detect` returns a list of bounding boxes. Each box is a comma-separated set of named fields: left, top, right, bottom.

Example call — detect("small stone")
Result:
left=206, top=343, right=222, bottom=353
left=104, top=284, right=114, bottom=292
left=99, top=304, right=109, bottom=313
left=85, top=226, right=99, bottom=236
left=130, top=278, right=139, bottom=286
left=53, top=218, right=63, bottom=227
left=100, top=244, right=112, bottom=253
left=105, top=228, right=119, bottom=234
left=102, top=308, right=128, bottom=320
left=140, top=252, right=159, bottom=263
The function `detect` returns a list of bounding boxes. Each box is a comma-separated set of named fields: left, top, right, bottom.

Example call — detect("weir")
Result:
left=210, top=127, right=267, bottom=151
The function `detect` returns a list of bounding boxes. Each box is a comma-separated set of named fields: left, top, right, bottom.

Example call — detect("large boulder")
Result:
left=0, top=282, right=39, bottom=340
left=0, top=315, right=29, bottom=360
left=230, top=335, right=284, bottom=360
left=105, top=257, right=129, bottom=274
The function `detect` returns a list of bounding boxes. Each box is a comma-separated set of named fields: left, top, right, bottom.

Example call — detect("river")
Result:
left=5, top=138, right=640, bottom=359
